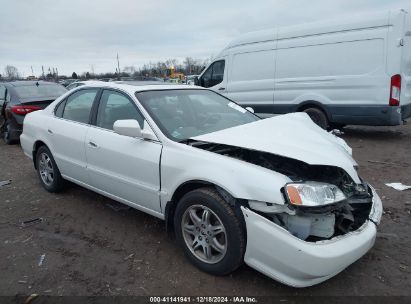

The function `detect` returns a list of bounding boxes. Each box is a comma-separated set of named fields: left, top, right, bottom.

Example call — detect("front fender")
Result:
left=160, top=144, right=291, bottom=209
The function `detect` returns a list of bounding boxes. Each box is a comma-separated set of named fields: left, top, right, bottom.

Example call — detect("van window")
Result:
left=201, top=60, right=225, bottom=88
left=231, top=50, right=275, bottom=82
left=276, top=39, right=384, bottom=78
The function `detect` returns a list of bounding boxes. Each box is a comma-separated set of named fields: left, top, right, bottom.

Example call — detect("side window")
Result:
left=201, top=66, right=213, bottom=88
left=201, top=60, right=225, bottom=88
left=62, top=89, right=98, bottom=124
left=96, top=90, right=144, bottom=130
left=55, top=100, right=66, bottom=118
left=211, top=61, right=225, bottom=86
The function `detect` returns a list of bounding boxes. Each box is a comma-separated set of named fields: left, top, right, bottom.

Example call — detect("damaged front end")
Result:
left=185, top=117, right=383, bottom=286
left=187, top=140, right=380, bottom=242
left=250, top=182, right=374, bottom=241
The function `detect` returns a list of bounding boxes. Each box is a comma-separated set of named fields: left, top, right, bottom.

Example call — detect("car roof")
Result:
left=4, top=80, right=60, bottom=87
left=113, top=80, right=166, bottom=86
left=80, top=82, right=203, bottom=94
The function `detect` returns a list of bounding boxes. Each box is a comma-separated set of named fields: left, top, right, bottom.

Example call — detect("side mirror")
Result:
left=113, top=120, right=142, bottom=138
left=194, top=76, right=199, bottom=86
left=113, top=119, right=159, bottom=141
left=245, top=107, right=255, bottom=113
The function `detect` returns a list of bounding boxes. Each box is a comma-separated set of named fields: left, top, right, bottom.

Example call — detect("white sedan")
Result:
left=20, top=83, right=382, bottom=287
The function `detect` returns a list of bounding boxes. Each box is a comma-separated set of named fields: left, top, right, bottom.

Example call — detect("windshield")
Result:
left=136, top=89, right=259, bottom=141
left=15, top=83, right=67, bottom=99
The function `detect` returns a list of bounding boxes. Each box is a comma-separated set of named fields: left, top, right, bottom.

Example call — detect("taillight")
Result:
left=389, top=74, right=401, bottom=106
left=11, top=105, right=42, bottom=115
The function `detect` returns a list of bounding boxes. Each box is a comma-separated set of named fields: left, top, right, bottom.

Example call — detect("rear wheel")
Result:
left=174, top=188, right=245, bottom=275
left=303, top=107, right=329, bottom=130
left=3, top=121, right=15, bottom=145
left=36, top=146, right=65, bottom=192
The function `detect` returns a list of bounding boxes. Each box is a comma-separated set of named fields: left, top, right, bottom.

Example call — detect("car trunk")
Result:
left=19, top=98, right=57, bottom=109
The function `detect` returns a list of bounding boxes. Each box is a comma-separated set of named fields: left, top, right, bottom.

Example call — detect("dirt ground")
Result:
left=0, top=124, right=410, bottom=297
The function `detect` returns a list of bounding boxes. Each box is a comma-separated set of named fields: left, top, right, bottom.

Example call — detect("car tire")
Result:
left=303, top=107, right=329, bottom=130
left=174, top=187, right=246, bottom=276
left=36, top=146, right=65, bottom=192
left=3, top=121, right=15, bottom=145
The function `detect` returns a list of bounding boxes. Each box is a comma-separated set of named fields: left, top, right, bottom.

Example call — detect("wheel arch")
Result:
left=32, top=140, right=49, bottom=169
left=296, top=100, right=331, bottom=120
left=164, top=180, right=242, bottom=235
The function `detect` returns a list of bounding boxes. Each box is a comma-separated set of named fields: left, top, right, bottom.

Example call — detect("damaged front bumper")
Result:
left=241, top=186, right=383, bottom=287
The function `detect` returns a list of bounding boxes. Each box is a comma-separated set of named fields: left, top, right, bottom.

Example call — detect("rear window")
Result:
left=14, top=83, right=67, bottom=99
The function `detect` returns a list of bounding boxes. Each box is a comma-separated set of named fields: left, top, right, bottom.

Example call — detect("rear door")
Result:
left=85, top=89, right=162, bottom=213
left=49, top=88, right=99, bottom=184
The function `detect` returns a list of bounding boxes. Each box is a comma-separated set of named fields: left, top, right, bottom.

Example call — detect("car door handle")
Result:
left=88, top=141, right=98, bottom=148
left=47, top=129, right=53, bottom=134
left=218, top=87, right=226, bottom=91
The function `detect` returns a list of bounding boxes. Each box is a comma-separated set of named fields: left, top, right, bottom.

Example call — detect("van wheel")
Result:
left=174, top=188, right=245, bottom=275
left=303, top=107, right=329, bottom=130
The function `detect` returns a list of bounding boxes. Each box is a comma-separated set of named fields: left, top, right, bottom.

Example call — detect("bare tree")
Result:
left=183, top=57, right=195, bottom=74
left=4, top=65, right=20, bottom=80
left=123, top=66, right=136, bottom=75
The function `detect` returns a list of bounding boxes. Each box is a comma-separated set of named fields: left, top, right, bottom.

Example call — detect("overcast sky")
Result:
left=0, top=0, right=409, bottom=77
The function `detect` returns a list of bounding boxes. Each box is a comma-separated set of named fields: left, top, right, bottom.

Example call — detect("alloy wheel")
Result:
left=181, top=204, right=227, bottom=264
left=38, top=152, right=54, bottom=186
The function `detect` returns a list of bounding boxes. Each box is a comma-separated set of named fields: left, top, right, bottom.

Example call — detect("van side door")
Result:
left=225, top=42, right=276, bottom=114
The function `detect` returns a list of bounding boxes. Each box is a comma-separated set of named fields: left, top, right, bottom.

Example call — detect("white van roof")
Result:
left=225, top=8, right=408, bottom=50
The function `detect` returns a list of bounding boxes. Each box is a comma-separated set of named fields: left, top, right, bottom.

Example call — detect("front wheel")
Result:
left=36, top=146, right=65, bottom=192
left=174, top=188, right=246, bottom=275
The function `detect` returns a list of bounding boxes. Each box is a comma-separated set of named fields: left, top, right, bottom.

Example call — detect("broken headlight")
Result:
left=285, top=182, right=346, bottom=207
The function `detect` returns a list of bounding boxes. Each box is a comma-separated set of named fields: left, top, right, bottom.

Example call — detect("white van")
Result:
left=196, top=9, right=411, bottom=129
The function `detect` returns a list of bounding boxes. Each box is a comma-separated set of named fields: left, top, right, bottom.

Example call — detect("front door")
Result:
left=199, top=58, right=228, bottom=95
left=85, top=89, right=162, bottom=213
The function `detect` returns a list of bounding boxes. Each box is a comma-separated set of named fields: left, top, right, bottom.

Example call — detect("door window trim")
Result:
left=90, top=88, right=146, bottom=130
left=200, top=59, right=226, bottom=88
left=53, top=87, right=101, bottom=126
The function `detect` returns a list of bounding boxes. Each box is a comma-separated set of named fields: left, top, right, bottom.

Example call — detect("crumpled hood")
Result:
left=192, top=113, right=361, bottom=183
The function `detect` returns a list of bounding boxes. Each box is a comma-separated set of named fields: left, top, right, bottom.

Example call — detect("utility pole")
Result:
left=116, top=53, right=120, bottom=79
left=41, top=66, right=45, bottom=79
left=30, top=66, right=34, bottom=76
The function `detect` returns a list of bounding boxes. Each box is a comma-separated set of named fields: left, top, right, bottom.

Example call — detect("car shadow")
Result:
left=341, top=125, right=408, bottom=141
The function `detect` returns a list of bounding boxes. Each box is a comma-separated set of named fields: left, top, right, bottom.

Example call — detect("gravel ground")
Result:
left=0, top=124, right=410, bottom=297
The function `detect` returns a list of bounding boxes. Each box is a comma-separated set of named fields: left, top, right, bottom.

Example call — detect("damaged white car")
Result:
left=20, top=83, right=382, bottom=287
